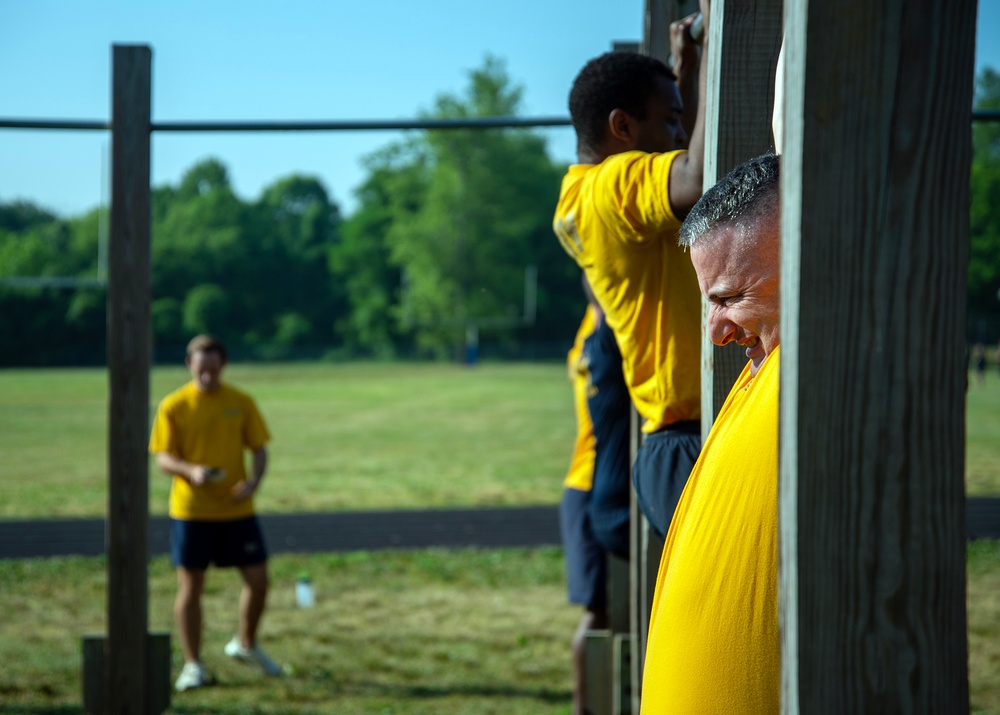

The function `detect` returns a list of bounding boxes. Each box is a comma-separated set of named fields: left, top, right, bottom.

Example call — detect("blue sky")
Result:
left=1, top=0, right=998, bottom=218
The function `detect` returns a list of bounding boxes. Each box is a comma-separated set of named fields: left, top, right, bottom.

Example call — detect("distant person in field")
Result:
left=149, top=334, right=281, bottom=692
left=972, top=342, right=986, bottom=387
left=560, top=275, right=631, bottom=715
left=553, top=1, right=710, bottom=539
left=641, top=153, right=781, bottom=712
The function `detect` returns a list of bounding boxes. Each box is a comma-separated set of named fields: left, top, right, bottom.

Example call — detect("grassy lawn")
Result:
left=0, top=548, right=577, bottom=715
left=0, top=544, right=997, bottom=713
left=1, top=359, right=997, bottom=520
left=0, top=361, right=575, bottom=519
left=966, top=371, right=1000, bottom=495
left=1, top=362, right=998, bottom=712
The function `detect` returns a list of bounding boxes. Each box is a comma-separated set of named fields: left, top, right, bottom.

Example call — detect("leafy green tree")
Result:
left=969, top=68, right=1000, bottom=322
left=183, top=283, right=230, bottom=336
left=348, top=55, right=578, bottom=358
left=150, top=159, right=345, bottom=354
left=331, top=144, right=425, bottom=357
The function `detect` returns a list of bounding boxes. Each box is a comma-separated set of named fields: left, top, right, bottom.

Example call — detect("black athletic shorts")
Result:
left=632, top=422, right=701, bottom=538
left=559, top=487, right=607, bottom=611
left=170, top=516, right=269, bottom=570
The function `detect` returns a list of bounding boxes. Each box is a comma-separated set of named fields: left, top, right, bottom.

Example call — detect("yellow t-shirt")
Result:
left=641, top=348, right=780, bottom=713
left=553, top=151, right=701, bottom=433
left=564, top=306, right=597, bottom=491
left=149, top=382, right=270, bottom=521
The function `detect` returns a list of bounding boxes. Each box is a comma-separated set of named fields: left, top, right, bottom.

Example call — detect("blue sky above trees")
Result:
left=1, top=0, right=996, bottom=220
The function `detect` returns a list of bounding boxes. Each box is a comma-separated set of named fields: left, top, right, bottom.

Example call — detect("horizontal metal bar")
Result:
left=150, top=116, right=572, bottom=132
left=1, top=111, right=994, bottom=134
left=0, top=119, right=110, bottom=131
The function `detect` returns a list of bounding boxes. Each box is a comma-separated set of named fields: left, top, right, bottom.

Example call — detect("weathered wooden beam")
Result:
left=779, top=0, right=975, bottom=711
left=701, top=0, right=782, bottom=432
left=107, top=43, right=152, bottom=715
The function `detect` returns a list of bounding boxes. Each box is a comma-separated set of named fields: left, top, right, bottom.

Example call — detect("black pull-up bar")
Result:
left=0, top=110, right=997, bottom=133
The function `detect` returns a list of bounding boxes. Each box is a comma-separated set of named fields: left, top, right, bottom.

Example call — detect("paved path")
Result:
left=0, top=506, right=562, bottom=559
left=1, top=500, right=997, bottom=559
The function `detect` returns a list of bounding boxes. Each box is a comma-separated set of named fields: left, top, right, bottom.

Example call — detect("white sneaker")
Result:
left=224, top=636, right=282, bottom=676
left=175, top=660, right=214, bottom=691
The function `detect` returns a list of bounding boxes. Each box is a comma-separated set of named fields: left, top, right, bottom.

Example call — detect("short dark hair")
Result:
left=679, top=153, right=780, bottom=248
left=569, top=51, right=676, bottom=155
left=186, top=334, right=227, bottom=362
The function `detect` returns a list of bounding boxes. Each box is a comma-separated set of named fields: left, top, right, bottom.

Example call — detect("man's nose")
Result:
left=707, top=310, right=735, bottom=347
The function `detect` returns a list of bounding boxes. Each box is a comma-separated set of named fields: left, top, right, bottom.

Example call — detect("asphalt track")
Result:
left=1, top=500, right=997, bottom=559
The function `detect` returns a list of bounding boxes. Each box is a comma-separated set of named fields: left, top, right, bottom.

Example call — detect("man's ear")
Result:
left=607, top=108, right=635, bottom=144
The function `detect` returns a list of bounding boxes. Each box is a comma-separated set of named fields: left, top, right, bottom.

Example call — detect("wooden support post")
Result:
left=612, top=633, right=633, bottom=715
left=608, top=554, right=631, bottom=634
left=779, top=0, right=975, bottom=712
left=107, top=43, right=153, bottom=715
left=83, top=632, right=171, bottom=715
left=701, top=0, right=782, bottom=432
left=584, top=630, right=613, bottom=715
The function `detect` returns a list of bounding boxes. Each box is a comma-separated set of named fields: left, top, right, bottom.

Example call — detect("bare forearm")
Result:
left=156, top=452, right=194, bottom=481
left=668, top=0, right=710, bottom=217
left=155, top=452, right=213, bottom=486
left=673, top=25, right=700, bottom=145
left=251, top=448, right=267, bottom=487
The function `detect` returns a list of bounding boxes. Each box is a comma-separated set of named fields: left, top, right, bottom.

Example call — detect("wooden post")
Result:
left=83, top=632, right=171, bottom=715
left=107, top=43, right=152, bottom=715
left=701, top=0, right=782, bottom=432
left=779, top=0, right=975, bottom=712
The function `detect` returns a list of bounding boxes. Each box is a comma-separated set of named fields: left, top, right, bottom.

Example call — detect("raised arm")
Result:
left=668, top=0, right=711, bottom=218
left=671, top=12, right=701, bottom=147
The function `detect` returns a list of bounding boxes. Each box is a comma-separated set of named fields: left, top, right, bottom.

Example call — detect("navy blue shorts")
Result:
left=559, top=487, right=607, bottom=611
left=170, top=516, right=269, bottom=570
left=632, top=422, right=701, bottom=539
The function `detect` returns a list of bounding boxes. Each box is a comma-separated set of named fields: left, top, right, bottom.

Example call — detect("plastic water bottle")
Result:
left=295, top=573, right=314, bottom=608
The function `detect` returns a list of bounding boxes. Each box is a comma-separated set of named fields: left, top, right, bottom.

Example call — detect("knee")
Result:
left=242, top=564, right=270, bottom=595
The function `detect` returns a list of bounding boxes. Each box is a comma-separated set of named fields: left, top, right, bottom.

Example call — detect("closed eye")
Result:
left=708, top=293, right=740, bottom=307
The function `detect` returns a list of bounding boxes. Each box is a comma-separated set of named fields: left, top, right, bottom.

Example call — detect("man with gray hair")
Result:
left=640, top=153, right=781, bottom=713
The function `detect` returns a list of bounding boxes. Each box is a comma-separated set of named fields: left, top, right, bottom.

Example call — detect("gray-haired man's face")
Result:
left=690, top=220, right=780, bottom=376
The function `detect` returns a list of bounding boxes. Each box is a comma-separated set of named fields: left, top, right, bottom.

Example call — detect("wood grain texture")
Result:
left=107, top=44, right=152, bottom=715
left=702, top=0, right=783, bottom=433
left=780, top=0, right=975, bottom=711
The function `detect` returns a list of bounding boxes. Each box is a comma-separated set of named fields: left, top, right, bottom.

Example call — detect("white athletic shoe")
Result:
left=175, top=660, right=214, bottom=691
left=224, top=636, right=282, bottom=676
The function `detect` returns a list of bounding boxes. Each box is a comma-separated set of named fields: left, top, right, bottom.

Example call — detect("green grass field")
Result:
left=0, top=362, right=575, bottom=519
left=1, top=360, right=997, bottom=520
left=0, top=544, right=997, bottom=714
left=1, top=362, right=998, bottom=713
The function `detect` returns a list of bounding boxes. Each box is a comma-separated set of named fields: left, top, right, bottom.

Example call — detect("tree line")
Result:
left=0, top=58, right=583, bottom=366
left=2, top=63, right=999, bottom=366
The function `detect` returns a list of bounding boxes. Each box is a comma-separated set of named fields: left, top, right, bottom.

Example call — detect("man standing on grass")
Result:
left=641, top=153, right=781, bottom=712
left=150, top=334, right=281, bottom=691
